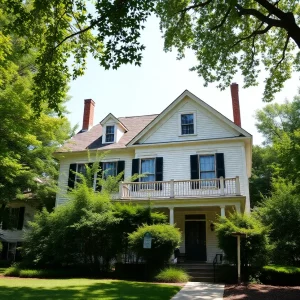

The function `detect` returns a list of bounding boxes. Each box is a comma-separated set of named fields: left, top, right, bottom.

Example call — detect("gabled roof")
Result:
left=100, top=113, right=128, bottom=131
left=127, top=90, right=251, bottom=146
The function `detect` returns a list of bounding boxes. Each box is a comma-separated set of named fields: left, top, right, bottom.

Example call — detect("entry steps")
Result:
left=178, top=262, right=215, bottom=282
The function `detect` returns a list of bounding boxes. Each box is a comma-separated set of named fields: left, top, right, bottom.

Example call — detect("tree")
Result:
left=249, top=145, right=273, bottom=207
left=0, top=7, right=73, bottom=220
left=216, top=213, right=269, bottom=267
left=255, top=181, right=300, bottom=265
left=2, top=0, right=155, bottom=113
left=156, top=0, right=300, bottom=101
left=255, top=93, right=300, bottom=184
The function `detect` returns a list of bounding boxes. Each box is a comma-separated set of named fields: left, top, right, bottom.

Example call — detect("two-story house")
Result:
left=55, top=84, right=252, bottom=263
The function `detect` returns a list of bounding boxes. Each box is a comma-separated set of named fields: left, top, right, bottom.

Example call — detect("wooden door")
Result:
left=185, top=221, right=207, bottom=261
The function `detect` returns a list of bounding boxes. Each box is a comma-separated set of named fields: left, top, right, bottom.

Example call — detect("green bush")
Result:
left=260, top=265, right=300, bottom=286
left=216, top=213, right=269, bottom=267
left=4, top=265, right=20, bottom=277
left=128, top=224, right=181, bottom=267
left=216, top=264, right=237, bottom=284
left=155, top=267, right=190, bottom=283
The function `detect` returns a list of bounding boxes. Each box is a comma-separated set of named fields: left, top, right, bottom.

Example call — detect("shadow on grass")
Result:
left=0, top=280, right=181, bottom=300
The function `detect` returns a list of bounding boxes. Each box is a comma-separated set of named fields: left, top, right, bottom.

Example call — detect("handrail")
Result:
left=213, top=253, right=223, bottom=283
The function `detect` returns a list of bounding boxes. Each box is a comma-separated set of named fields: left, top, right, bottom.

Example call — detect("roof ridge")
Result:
left=118, top=113, right=159, bottom=119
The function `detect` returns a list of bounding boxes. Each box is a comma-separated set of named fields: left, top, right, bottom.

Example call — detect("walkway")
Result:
left=171, top=282, right=224, bottom=300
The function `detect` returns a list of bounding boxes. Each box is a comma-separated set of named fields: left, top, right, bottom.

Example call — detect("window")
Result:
left=140, top=158, right=155, bottom=182
left=105, top=125, right=115, bottom=143
left=181, top=114, right=194, bottom=135
left=199, top=155, right=215, bottom=179
left=1, top=207, right=25, bottom=230
left=102, top=162, right=117, bottom=179
left=75, top=163, right=87, bottom=183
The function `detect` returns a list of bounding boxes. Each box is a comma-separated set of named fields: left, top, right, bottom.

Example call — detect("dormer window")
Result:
left=105, top=125, right=115, bottom=143
left=181, top=113, right=194, bottom=135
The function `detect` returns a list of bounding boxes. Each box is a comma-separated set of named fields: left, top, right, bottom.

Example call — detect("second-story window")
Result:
left=181, top=114, right=194, bottom=135
left=199, top=155, right=215, bottom=180
left=140, top=158, right=155, bottom=182
left=105, top=125, right=115, bottom=143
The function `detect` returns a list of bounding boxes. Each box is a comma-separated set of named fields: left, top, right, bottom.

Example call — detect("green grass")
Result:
left=155, top=267, right=190, bottom=283
left=0, top=278, right=181, bottom=300
left=263, top=265, right=300, bottom=274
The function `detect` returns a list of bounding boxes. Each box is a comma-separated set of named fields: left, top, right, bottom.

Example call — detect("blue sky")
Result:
left=67, top=16, right=299, bottom=145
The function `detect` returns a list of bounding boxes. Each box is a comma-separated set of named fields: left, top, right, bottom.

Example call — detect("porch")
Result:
left=118, top=177, right=241, bottom=200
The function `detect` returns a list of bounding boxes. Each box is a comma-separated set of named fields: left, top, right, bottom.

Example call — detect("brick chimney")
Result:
left=82, top=99, right=95, bottom=131
left=230, top=83, right=241, bottom=127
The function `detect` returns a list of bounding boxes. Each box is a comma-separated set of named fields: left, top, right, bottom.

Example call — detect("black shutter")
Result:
left=190, top=155, right=199, bottom=189
left=155, top=157, right=163, bottom=190
left=117, top=161, right=125, bottom=181
left=216, top=153, right=225, bottom=188
left=131, top=159, right=140, bottom=182
left=131, top=159, right=140, bottom=191
left=96, top=162, right=103, bottom=192
left=2, top=208, right=9, bottom=230
left=68, top=163, right=77, bottom=189
left=17, top=207, right=25, bottom=230
left=216, top=153, right=225, bottom=178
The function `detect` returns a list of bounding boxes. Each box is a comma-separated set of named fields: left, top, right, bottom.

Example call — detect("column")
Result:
left=169, top=207, right=174, bottom=225
left=220, top=205, right=226, bottom=218
left=235, top=203, right=241, bottom=214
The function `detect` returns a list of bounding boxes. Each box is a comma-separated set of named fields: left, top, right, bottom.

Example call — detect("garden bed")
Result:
left=224, top=284, right=300, bottom=300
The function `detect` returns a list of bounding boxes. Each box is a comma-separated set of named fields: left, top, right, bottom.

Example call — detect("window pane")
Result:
left=106, top=134, right=114, bottom=142
left=200, top=155, right=215, bottom=171
left=103, top=162, right=117, bottom=178
left=182, top=124, right=194, bottom=135
left=200, top=172, right=215, bottom=179
left=181, top=114, right=193, bottom=124
left=106, top=126, right=114, bottom=134
left=141, top=159, right=155, bottom=182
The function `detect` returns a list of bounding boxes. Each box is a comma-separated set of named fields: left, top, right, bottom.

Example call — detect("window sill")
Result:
left=178, top=134, right=198, bottom=137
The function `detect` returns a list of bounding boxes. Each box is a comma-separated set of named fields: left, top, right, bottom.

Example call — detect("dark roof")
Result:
left=57, top=114, right=158, bottom=152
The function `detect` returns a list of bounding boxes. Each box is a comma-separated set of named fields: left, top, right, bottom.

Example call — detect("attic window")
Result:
left=105, top=125, right=115, bottom=143
left=181, top=113, right=194, bottom=135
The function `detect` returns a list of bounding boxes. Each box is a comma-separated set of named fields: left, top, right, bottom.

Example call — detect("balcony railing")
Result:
left=118, top=176, right=241, bottom=200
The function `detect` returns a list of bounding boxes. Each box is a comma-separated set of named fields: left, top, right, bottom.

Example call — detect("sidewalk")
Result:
left=171, top=282, right=225, bottom=300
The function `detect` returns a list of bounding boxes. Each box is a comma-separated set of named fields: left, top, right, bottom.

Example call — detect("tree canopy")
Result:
left=2, top=1, right=300, bottom=113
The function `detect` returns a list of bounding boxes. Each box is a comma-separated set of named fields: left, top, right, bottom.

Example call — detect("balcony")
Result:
left=118, top=176, right=241, bottom=200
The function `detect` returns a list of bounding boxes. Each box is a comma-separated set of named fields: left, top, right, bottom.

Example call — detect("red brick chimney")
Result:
left=82, top=99, right=95, bottom=131
left=230, top=83, right=241, bottom=127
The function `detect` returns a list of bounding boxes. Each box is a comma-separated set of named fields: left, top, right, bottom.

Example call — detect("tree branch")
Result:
left=210, top=6, right=232, bottom=31
left=274, top=35, right=290, bottom=70
left=178, top=0, right=214, bottom=14
left=235, top=4, right=284, bottom=28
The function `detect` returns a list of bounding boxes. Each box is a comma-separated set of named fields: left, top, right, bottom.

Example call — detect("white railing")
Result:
left=119, top=176, right=241, bottom=199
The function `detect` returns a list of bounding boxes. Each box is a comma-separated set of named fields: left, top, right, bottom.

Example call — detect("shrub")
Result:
left=155, top=267, right=190, bottom=283
left=260, top=265, right=300, bottom=286
left=128, top=224, right=181, bottom=267
left=4, top=265, right=20, bottom=277
left=216, top=213, right=269, bottom=267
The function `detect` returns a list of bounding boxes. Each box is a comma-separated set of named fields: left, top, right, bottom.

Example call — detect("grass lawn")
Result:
left=0, top=278, right=181, bottom=300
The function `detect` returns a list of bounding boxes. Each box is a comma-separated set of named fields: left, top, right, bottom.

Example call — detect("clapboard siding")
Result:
left=141, top=98, right=239, bottom=144
left=56, top=150, right=135, bottom=206
left=0, top=203, right=36, bottom=242
left=135, top=142, right=248, bottom=197
left=56, top=140, right=250, bottom=210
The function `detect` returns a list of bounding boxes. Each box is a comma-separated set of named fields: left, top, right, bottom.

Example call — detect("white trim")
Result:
left=103, top=124, right=116, bottom=144
left=100, top=113, right=128, bottom=131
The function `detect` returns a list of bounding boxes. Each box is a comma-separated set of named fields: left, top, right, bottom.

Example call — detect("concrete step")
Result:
left=190, top=276, right=214, bottom=282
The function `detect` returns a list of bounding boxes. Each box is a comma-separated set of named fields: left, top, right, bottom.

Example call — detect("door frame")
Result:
left=184, top=213, right=207, bottom=261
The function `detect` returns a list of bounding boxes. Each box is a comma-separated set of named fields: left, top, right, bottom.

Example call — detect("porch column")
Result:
left=169, top=207, right=174, bottom=225
left=220, top=205, right=226, bottom=218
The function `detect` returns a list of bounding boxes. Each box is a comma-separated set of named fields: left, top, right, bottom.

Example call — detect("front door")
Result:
left=185, top=221, right=207, bottom=261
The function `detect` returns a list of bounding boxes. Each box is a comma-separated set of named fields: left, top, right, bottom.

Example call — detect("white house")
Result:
left=55, top=84, right=252, bottom=263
